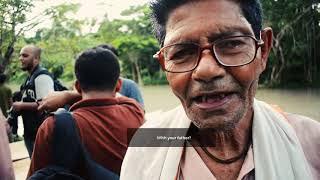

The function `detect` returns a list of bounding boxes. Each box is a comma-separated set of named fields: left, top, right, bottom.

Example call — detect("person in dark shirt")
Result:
left=0, top=74, right=12, bottom=118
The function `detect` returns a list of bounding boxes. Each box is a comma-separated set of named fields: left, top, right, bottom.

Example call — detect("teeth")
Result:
left=197, top=94, right=228, bottom=103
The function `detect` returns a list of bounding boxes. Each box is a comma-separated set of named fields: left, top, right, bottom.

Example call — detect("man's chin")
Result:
left=191, top=117, right=238, bottom=131
left=186, top=108, right=243, bottom=131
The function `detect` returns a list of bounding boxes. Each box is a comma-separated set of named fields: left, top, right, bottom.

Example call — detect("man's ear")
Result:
left=33, top=56, right=40, bottom=66
left=260, top=27, right=273, bottom=71
left=115, top=78, right=122, bottom=93
left=75, top=80, right=82, bottom=94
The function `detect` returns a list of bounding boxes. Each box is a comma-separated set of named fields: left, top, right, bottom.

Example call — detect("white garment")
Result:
left=34, top=74, right=54, bottom=100
left=252, top=100, right=312, bottom=180
left=21, top=74, right=54, bottom=101
left=120, top=99, right=313, bottom=180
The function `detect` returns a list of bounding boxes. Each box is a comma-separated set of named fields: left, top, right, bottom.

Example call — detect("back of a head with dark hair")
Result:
left=96, top=44, right=119, bottom=56
left=75, top=47, right=120, bottom=92
left=150, top=0, right=263, bottom=46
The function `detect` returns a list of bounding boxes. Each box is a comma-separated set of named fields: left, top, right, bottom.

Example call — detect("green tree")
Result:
left=107, top=5, right=160, bottom=85
left=262, top=0, right=320, bottom=86
left=26, top=3, right=98, bottom=81
left=0, top=0, right=36, bottom=73
left=114, top=35, right=158, bottom=85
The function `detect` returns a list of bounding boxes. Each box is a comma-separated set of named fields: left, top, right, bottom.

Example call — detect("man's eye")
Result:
left=169, top=49, right=193, bottom=60
left=218, top=39, right=246, bottom=49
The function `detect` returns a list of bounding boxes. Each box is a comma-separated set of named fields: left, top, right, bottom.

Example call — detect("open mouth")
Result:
left=193, top=92, right=234, bottom=109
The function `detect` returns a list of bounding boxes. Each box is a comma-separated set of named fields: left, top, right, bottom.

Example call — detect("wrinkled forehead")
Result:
left=164, top=0, right=253, bottom=45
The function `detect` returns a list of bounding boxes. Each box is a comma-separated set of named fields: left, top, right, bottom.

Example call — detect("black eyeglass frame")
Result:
left=153, top=34, right=264, bottom=73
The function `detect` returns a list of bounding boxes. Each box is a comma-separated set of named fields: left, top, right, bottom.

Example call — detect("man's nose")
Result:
left=192, top=49, right=226, bottom=82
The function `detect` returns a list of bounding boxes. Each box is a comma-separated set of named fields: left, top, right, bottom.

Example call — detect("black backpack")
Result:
left=28, top=109, right=119, bottom=180
left=28, top=66, right=68, bottom=92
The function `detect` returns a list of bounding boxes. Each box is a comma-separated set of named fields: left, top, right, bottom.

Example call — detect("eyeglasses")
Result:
left=153, top=35, right=264, bottom=73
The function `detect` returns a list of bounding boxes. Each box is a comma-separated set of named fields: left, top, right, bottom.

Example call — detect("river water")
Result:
left=141, top=85, right=320, bottom=120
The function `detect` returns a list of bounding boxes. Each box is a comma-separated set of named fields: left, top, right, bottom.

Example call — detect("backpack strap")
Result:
left=30, top=67, right=52, bottom=85
left=52, top=108, right=82, bottom=169
left=52, top=109, right=119, bottom=180
left=20, top=66, right=53, bottom=100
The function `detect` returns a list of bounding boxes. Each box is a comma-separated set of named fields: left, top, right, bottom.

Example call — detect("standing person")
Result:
left=11, top=44, right=55, bottom=158
left=0, top=110, right=15, bottom=180
left=120, top=0, right=320, bottom=180
left=0, top=74, right=12, bottom=118
left=27, top=47, right=144, bottom=178
left=7, top=91, right=24, bottom=142
left=0, top=73, right=16, bottom=143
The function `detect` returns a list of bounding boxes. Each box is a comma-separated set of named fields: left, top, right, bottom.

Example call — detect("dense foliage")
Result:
left=1, top=1, right=319, bottom=87
left=261, top=0, right=320, bottom=87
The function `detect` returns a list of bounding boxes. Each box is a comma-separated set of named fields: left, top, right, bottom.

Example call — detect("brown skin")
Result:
left=12, top=45, right=42, bottom=113
left=38, top=78, right=123, bottom=111
left=19, top=45, right=40, bottom=73
left=74, top=80, right=118, bottom=99
left=164, top=1, right=272, bottom=179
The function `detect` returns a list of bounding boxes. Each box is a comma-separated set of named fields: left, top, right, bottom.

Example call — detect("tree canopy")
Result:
left=1, top=1, right=319, bottom=87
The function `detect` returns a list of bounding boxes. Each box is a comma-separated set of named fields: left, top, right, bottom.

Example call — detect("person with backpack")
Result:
left=11, top=44, right=55, bottom=157
left=27, top=47, right=144, bottom=179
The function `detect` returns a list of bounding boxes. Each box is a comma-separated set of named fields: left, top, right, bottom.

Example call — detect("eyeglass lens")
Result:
left=162, top=36, right=257, bottom=72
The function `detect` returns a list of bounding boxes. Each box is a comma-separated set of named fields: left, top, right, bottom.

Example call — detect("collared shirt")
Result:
left=179, top=146, right=254, bottom=180
left=28, top=96, right=144, bottom=178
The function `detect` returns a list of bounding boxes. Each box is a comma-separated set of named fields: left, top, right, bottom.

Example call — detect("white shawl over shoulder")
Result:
left=120, top=99, right=313, bottom=180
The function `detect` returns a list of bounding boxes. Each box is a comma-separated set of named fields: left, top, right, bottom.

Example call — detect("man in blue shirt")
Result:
left=120, top=77, right=144, bottom=109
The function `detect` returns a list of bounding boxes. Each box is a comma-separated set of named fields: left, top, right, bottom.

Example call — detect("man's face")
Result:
left=164, top=0, right=269, bottom=129
left=19, top=46, right=36, bottom=72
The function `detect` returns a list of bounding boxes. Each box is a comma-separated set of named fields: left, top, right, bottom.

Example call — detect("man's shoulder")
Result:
left=121, top=78, right=139, bottom=93
left=117, top=96, right=143, bottom=110
left=121, top=78, right=137, bottom=86
left=34, top=74, right=53, bottom=84
left=286, top=113, right=320, bottom=136
left=286, top=113, right=320, bottom=178
left=38, top=116, right=56, bottom=133
left=286, top=113, right=320, bottom=146
left=117, top=96, right=139, bottom=104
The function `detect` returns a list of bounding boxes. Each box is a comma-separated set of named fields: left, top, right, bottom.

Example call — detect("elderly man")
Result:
left=120, top=0, right=320, bottom=180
